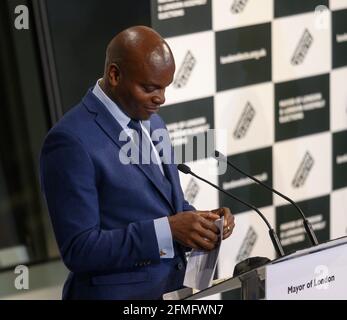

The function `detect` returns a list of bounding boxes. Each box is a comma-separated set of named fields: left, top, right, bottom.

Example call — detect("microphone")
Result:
left=177, top=163, right=285, bottom=257
left=213, top=150, right=319, bottom=246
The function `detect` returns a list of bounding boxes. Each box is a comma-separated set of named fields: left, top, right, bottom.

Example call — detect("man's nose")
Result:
left=152, top=89, right=165, bottom=105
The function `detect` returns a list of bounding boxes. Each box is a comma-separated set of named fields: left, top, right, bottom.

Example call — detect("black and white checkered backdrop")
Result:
left=151, top=0, right=347, bottom=288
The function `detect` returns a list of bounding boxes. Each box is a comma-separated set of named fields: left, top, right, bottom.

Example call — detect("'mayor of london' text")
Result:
left=288, top=275, right=336, bottom=295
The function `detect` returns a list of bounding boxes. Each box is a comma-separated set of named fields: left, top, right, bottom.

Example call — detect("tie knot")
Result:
left=128, top=119, right=142, bottom=133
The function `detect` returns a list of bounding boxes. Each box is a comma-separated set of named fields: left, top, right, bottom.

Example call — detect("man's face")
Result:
left=112, top=57, right=175, bottom=121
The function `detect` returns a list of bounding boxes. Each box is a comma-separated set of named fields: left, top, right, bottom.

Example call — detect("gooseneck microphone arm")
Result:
left=213, top=150, right=319, bottom=246
left=177, top=164, right=285, bottom=257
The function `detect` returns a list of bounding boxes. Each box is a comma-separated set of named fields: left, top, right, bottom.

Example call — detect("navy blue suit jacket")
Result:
left=40, top=90, right=195, bottom=299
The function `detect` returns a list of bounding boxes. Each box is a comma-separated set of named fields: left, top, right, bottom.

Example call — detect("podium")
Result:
left=163, top=236, right=347, bottom=300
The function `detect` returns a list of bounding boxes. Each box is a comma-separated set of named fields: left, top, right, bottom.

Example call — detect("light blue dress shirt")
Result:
left=92, top=80, right=174, bottom=258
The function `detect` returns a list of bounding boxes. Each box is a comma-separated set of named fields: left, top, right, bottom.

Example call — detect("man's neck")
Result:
left=99, top=78, right=131, bottom=118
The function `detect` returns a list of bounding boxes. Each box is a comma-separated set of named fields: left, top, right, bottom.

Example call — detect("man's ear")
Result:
left=108, top=63, right=121, bottom=86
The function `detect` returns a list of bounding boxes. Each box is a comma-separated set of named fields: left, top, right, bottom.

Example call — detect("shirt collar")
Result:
left=92, top=79, right=151, bottom=131
left=92, top=79, right=130, bottom=129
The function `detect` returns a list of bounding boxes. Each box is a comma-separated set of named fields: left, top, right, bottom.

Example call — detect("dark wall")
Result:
left=42, top=0, right=151, bottom=116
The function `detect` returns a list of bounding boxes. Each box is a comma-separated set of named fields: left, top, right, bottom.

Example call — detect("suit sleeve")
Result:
left=40, top=131, right=161, bottom=273
left=182, top=197, right=196, bottom=212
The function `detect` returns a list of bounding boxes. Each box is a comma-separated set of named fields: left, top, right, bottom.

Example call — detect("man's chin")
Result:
left=143, top=109, right=158, bottom=119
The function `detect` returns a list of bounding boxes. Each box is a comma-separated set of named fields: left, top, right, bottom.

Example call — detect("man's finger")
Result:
left=196, top=226, right=219, bottom=243
left=198, top=212, right=220, bottom=221
left=193, top=235, right=216, bottom=251
left=199, top=217, right=219, bottom=234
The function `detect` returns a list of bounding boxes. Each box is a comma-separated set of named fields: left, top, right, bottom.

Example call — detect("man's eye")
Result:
left=142, top=86, right=156, bottom=93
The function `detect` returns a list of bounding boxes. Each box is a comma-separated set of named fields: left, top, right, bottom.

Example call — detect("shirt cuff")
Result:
left=153, top=217, right=174, bottom=259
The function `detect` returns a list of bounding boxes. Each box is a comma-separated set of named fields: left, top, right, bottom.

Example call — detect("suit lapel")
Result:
left=82, top=90, right=175, bottom=212
left=149, top=120, right=182, bottom=213
left=162, top=161, right=181, bottom=213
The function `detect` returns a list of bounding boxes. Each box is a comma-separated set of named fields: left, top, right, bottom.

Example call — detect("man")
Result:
left=40, top=26, right=235, bottom=300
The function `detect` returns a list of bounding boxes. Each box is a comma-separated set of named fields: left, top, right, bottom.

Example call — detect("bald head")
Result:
left=104, top=26, right=174, bottom=76
left=100, top=26, right=176, bottom=120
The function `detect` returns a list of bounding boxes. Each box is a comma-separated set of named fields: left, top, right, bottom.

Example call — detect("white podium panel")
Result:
left=266, top=238, right=347, bottom=300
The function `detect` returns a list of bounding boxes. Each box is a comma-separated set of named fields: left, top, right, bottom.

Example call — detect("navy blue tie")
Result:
left=128, top=119, right=154, bottom=166
left=127, top=119, right=174, bottom=210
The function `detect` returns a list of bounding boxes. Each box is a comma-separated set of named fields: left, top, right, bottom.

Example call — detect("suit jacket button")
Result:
left=177, top=262, right=184, bottom=270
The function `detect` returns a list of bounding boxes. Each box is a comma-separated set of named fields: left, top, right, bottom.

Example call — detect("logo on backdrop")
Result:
left=216, top=23, right=271, bottom=91
left=333, top=9, right=347, bottom=68
left=218, top=147, right=273, bottom=214
left=275, top=0, right=329, bottom=18
left=276, top=195, right=330, bottom=253
left=333, top=130, right=347, bottom=190
left=184, top=177, right=200, bottom=205
left=159, top=97, right=214, bottom=163
left=292, top=151, right=314, bottom=188
left=230, top=0, right=249, bottom=14
left=278, top=91, right=325, bottom=124
left=233, top=101, right=256, bottom=139
left=156, top=0, right=208, bottom=20
left=291, top=29, right=313, bottom=65
left=336, top=153, right=347, bottom=164
left=173, top=50, right=196, bottom=89
left=236, top=226, right=257, bottom=263
left=275, top=74, right=329, bottom=141
left=151, top=0, right=211, bottom=38
left=220, top=48, right=267, bottom=65
left=167, top=117, right=210, bottom=147
left=336, top=33, right=347, bottom=43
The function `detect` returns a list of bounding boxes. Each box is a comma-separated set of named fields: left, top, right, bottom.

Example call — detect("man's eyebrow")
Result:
left=142, top=83, right=162, bottom=89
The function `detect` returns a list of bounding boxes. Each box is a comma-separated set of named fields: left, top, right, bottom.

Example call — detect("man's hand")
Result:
left=211, top=207, right=235, bottom=240
left=168, top=211, right=220, bottom=251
